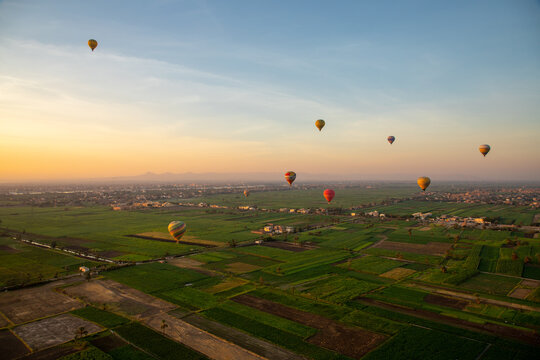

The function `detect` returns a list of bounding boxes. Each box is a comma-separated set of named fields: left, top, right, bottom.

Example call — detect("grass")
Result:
left=363, top=247, right=442, bottom=265
left=217, top=300, right=317, bottom=338
left=59, top=346, right=112, bottom=360
left=339, top=255, right=403, bottom=274
left=107, top=345, right=154, bottom=360
left=300, top=275, right=380, bottom=303
left=367, top=286, right=428, bottom=307
left=114, top=322, right=208, bottom=360
left=460, top=273, right=521, bottom=296
left=263, top=249, right=349, bottom=276
left=523, top=264, right=540, bottom=280
left=0, top=236, right=101, bottom=287
left=201, top=306, right=349, bottom=360
left=157, top=287, right=220, bottom=311
left=248, top=288, right=350, bottom=320
left=362, top=326, right=485, bottom=360
left=104, top=263, right=209, bottom=294
left=71, top=306, right=129, bottom=328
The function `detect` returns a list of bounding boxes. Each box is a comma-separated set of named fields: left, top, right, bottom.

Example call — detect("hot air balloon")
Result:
left=244, top=189, right=250, bottom=197
left=323, top=189, right=335, bottom=203
left=168, top=221, right=186, bottom=243
left=315, top=119, right=325, bottom=131
left=417, top=177, right=431, bottom=192
left=285, top=171, right=296, bottom=186
left=479, top=144, right=490, bottom=157
left=387, top=136, right=395, bottom=144
left=88, top=39, right=98, bottom=51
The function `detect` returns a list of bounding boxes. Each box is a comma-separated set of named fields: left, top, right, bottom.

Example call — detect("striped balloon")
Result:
left=478, top=144, right=490, bottom=157
left=168, top=221, right=187, bottom=242
left=285, top=171, right=296, bottom=186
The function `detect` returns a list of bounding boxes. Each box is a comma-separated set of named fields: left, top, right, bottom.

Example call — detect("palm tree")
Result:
left=75, top=326, right=88, bottom=339
left=160, top=319, right=168, bottom=334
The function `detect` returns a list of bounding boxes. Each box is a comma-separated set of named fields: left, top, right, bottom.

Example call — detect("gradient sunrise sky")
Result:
left=1, top=0, right=539, bottom=182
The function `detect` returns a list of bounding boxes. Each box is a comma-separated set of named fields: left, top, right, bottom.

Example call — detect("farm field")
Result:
left=0, top=235, right=102, bottom=288
left=0, top=186, right=539, bottom=359
left=364, top=200, right=537, bottom=225
left=183, top=185, right=419, bottom=210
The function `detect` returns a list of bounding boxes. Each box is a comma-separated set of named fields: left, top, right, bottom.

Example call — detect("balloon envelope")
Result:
left=387, top=136, right=395, bottom=144
left=417, top=177, right=431, bottom=191
left=168, top=221, right=187, bottom=242
left=479, top=144, right=490, bottom=157
left=323, top=189, right=335, bottom=203
left=315, top=119, right=325, bottom=131
left=88, top=39, right=98, bottom=51
left=285, top=171, right=296, bottom=186
left=244, top=189, right=250, bottom=197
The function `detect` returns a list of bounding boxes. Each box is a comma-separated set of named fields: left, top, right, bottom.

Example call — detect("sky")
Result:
left=1, top=0, right=539, bottom=182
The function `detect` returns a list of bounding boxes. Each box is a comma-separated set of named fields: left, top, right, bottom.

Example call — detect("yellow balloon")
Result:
left=417, top=176, right=431, bottom=191
left=315, top=119, right=325, bottom=131
left=88, top=39, right=98, bottom=51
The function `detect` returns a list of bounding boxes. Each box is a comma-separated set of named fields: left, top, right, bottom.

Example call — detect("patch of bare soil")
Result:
left=126, top=234, right=218, bottom=248
left=359, top=298, right=540, bottom=346
left=521, top=279, right=540, bottom=288
left=0, top=329, right=30, bottom=360
left=373, top=240, right=450, bottom=256
left=63, top=279, right=175, bottom=319
left=144, top=312, right=265, bottom=360
left=181, top=314, right=304, bottom=360
left=97, top=250, right=126, bottom=258
left=91, top=333, right=126, bottom=352
left=509, top=288, right=532, bottom=300
left=0, top=245, right=20, bottom=253
left=424, top=294, right=468, bottom=310
left=0, top=279, right=83, bottom=324
left=261, top=242, right=311, bottom=252
left=168, top=257, right=218, bottom=276
left=233, top=294, right=386, bottom=359
left=14, top=314, right=102, bottom=350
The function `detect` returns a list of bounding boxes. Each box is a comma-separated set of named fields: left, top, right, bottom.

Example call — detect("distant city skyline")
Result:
left=1, top=0, right=539, bottom=182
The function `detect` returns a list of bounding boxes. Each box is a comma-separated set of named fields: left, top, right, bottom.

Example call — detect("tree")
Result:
left=408, top=229, right=412, bottom=238
left=524, top=256, right=532, bottom=264
left=51, top=241, right=57, bottom=249
left=75, top=326, right=88, bottom=339
left=347, top=258, right=352, bottom=270
left=511, top=252, right=518, bottom=261
left=228, top=239, right=237, bottom=248
left=160, top=319, right=168, bottom=334
left=440, top=266, right=447, bottom=273
left=84, top=272, right=91, bottom=282
left=259, top=276, right=264, bottom=286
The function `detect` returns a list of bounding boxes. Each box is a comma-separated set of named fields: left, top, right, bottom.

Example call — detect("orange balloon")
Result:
left=323, top=189, right=335, bottom=203
left=417, top=177, right=431, bottom=191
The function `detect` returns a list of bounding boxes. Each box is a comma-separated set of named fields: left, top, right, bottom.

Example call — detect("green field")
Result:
left=340, top=255, right=404, bottom=274
left=364, top=200, right=537, bottom=225
left=114, top=322, right=208, bottom=360
left=362, top=326, right=484, bottom=360
left=0, top=236, right=101, bottom=287
left=183, top=185, right=418, bottom=210
left=1, top=186, right=540, bottom=359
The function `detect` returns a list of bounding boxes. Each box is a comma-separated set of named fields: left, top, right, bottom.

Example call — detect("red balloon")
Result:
left=323, top=189, right=335, bottom=203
